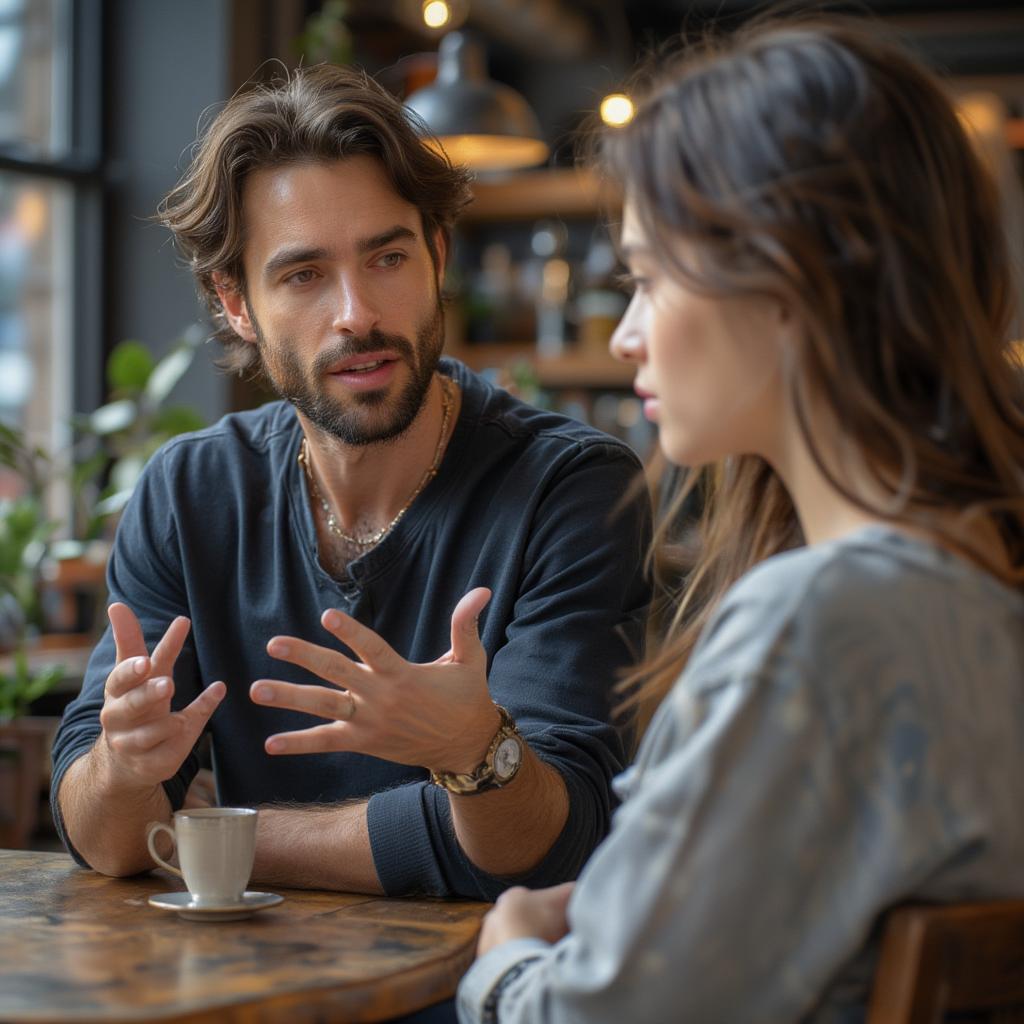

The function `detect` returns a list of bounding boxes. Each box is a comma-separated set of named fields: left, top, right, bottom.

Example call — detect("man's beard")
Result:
left=250, top=302, right=445, bottom=446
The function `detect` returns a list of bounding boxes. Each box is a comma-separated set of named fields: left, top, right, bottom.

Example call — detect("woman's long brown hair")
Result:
left=602, top=16, right=1024, bottom=711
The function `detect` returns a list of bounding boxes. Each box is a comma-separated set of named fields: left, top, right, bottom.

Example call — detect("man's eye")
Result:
left=376, top=252, right=406, bottom=269
left=286, top=269, right=317, bottom=285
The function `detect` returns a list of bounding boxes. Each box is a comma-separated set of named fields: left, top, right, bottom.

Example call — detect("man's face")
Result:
left=229, top=156, right=445, bottom=446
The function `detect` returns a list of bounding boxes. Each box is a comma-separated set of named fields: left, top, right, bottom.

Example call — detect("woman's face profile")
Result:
left=611, top=201, right=790, bottom=468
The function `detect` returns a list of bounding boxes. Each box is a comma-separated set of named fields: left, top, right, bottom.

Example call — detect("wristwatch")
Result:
left=430, top=704, right=524, bottom=796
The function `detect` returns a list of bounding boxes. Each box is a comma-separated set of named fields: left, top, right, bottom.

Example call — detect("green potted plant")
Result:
left=0, top=327, right=206, bottom=848
left=0, top=424, right=66, bottom=848
left=74, top=326, right=207, bottom=533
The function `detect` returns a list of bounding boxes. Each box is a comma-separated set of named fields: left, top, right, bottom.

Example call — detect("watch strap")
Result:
left=431, top=704, right=522, bottom=796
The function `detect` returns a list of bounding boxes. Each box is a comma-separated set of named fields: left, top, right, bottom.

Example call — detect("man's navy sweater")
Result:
left=52, top=359, right=652, bottom=898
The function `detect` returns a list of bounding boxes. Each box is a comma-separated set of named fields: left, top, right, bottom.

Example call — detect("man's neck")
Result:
left=297, top=374, right=458, bottom=543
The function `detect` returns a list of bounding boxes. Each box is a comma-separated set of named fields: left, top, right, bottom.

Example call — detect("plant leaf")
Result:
left=152, top=405, right=205, bottom=437
left=144, top=344, right=197, bottom=406
left=109, top=454, right=146, bottom=495
left=22, top=664, right=64, bottom=708
left=107, top=341, right=154, bottom=395
left=89, top=399, right=137, bottom=436
left=93, top=488, right=134, bottom=518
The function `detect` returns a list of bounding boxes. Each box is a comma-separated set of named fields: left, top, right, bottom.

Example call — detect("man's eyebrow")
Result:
left=357, top=225, right=417, bottom=254
left=263, top=246, right=331, bottom=279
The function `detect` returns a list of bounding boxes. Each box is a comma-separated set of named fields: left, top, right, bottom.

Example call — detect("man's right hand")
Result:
left=97, top=603, right=226, bottom=791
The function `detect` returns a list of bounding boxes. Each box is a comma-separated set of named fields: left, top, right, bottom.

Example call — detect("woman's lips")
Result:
left=634, top=384, right=659, bottom=421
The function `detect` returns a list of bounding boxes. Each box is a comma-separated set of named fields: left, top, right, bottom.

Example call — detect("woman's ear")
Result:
left=213, top=272, right=257, bottom=343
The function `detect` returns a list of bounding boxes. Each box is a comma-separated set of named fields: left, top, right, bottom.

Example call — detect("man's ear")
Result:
left=213, top=272, right=257, bottom=343
left=431, top=227, right=448, bottom=288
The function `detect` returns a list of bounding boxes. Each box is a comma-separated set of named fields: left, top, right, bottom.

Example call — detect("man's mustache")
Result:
left=311, top=331, right=415, bottom=375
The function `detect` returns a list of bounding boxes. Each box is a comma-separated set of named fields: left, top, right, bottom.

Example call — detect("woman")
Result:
left=457, top=16, right=1024, bottom=1024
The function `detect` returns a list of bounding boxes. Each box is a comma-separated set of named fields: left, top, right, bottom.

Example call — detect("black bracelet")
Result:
left=481, top=956, right=542, bottom=1024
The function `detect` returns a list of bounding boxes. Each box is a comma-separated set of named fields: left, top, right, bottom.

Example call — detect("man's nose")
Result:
left=332, top=278, right=382, bottom=336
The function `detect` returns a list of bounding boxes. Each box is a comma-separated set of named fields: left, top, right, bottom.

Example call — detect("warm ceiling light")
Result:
left=422, top=1, right=451, bottom=29
left=957, top=92, right=1004, bottom=141
left=406, top=31, right=549, bottom=172
left=600, top=93, right=634, bottom=128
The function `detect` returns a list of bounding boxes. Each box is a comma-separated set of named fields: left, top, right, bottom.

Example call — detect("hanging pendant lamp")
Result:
left=405, top=31, right=549, bottom=172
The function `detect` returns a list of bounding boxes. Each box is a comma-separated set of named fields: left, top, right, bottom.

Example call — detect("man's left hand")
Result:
left=477, top=882, right=575, bottom=956
left=249, top=587, right=499, bottom=775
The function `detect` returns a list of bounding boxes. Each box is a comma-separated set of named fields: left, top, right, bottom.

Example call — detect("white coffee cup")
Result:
left=146, top=807, right=258, bottom=906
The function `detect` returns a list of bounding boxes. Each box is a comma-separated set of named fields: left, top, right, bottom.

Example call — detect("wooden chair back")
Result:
left=867, top=900, right=1024, bottom=1024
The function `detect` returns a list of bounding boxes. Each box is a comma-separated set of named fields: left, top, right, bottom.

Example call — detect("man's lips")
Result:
left=325, top=351, right=400, bottom=374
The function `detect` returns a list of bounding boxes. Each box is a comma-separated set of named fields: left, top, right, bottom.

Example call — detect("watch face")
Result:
left=494, top=736, right=522, bottom=782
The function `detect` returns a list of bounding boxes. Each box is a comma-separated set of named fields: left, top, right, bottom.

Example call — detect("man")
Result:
left=51, top=65, right=650, bottom=900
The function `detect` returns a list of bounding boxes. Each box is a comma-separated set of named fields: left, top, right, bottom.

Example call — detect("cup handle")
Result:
left=146, top=821, right=183, bottom=878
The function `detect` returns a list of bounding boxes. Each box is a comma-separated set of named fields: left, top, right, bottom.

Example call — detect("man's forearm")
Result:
left=451, top=748, right=569, bottom=877
left=57, top=746, right=172, bottom=877
left=251, top=801, right=383, bottom=894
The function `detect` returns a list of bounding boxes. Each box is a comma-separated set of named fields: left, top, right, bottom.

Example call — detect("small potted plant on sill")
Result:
left=0, top=428, right=66, bottom=848
left=0, top=327, right=206, bottom=848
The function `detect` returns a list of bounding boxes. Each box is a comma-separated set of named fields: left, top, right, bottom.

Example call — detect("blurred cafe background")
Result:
left=0, top=0, right=1022, bottom=850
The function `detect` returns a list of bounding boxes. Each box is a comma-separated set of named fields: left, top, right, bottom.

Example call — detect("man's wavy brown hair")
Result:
left=158, top=64, right=473, bottom=373
left=601, top=17, right=1024, bottom=710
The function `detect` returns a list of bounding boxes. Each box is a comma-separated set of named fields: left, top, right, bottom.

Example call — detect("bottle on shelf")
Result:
left=530, top=219, right=572, bottom=357
left=463, top=241, right=535, bottom=345
left=576, top=231, right=628, bottom=355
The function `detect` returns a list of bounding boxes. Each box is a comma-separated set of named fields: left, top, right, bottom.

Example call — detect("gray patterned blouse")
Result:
left=458, top=526, right=1024, bottom=1023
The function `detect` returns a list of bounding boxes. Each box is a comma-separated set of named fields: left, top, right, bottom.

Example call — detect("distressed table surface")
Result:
left=0, top=849, right=488, bottom=1023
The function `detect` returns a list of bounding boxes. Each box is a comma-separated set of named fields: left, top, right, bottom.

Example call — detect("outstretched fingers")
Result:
left=150, top=615, right=192, bottom=679
left=178, top=681, right=227, bottom=742
left=104, top=648, right=154, bottom=701
left=108, top=602, right=147, bottom=667
left=264, top=721, right=352, bottom=756
left=250, top=679, right=356, bottom=722
left=105, top=604, right=192, bottom=697
left=320, top=609, right=402, bottom=672
left=265, top=635, right=360, bottom=690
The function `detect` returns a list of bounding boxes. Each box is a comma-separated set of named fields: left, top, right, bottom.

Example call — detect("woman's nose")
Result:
left=609, top=296, right=646, bottom=363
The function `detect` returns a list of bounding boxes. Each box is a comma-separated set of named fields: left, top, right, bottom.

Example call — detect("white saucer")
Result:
left=147, top=890, right=284, bottom=921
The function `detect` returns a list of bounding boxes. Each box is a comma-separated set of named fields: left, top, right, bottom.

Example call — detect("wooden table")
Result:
left=0, top=849, right=489, bottom=1023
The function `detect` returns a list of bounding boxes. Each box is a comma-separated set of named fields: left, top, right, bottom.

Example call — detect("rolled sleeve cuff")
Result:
left=457, top=939, right=550, bottom=1024
left=368, top=767, right=609, bottom=899
left=368, top=781, right=459, bottom=896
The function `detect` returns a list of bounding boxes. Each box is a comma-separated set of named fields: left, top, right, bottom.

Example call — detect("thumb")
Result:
left=449, top=587, right=491, bottom=664
left=549, top=881, right=576, bottom=909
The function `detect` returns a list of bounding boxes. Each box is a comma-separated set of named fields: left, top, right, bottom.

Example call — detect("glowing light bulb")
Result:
left=422, top=1, right=451, bottom=29
left=600, top=93, right=634, bottom=128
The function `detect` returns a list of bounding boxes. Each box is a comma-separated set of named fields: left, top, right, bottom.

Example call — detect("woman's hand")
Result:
left=477, top=882, right=575, bottom=957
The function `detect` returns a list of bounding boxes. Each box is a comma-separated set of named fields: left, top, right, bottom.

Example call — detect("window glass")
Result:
left=0, top=0, right=69, bottom=158
left=0, top=171, right=72, bottom=499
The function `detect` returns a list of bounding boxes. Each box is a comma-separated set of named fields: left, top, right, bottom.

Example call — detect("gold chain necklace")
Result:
left=298, top=375, right=454, bottom=549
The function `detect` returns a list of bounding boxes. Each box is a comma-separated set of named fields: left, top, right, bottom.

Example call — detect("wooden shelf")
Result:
left=464, top=168, right=620, bottom=222
left=464, top=117, right=1024, bottom=224
left=450, top=344, right=634, bottom=390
